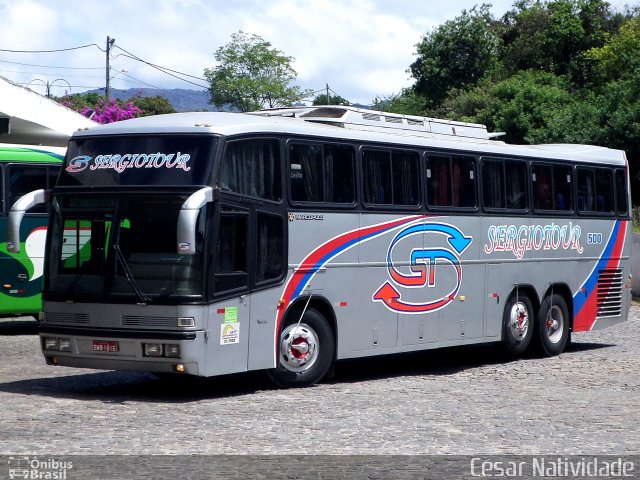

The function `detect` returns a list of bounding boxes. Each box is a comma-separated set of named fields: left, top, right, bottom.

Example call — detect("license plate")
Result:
left=92, top=340, right=119, bottom=353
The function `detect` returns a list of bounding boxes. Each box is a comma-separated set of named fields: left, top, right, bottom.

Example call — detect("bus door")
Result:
left=206, top=202, right=252, bottom=376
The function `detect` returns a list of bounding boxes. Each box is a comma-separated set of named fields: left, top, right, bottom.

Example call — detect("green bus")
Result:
left=0, top=143, right=63, bottom=316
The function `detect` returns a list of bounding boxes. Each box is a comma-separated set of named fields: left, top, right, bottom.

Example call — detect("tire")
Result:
left=267, top=308, right=335, bottom=388
left=502, top=293, right=534, bottom=356
left=536, top=294, right=570, bottom=356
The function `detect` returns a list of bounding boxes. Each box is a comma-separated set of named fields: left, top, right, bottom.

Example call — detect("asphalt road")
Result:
left=0, top=306, right=638, bottom=457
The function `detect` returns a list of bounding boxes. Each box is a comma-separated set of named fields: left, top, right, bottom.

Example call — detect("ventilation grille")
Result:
left=362, top=113, right=381, bottom=121
left=45, top=312, right=89, bottom=324
left=384, top=116, right=403, bottom=124
left=597, top=268, right=623, bottom=318
left=121, top=315, right=176, bottom=328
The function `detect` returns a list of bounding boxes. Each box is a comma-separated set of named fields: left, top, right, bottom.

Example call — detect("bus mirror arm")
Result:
left=7, top=189, right=51, bottom=253
left=176, top=186, right=214, bottom=255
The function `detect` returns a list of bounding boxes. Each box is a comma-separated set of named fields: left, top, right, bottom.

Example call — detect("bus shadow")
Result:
left=0, top=317, right=38, bottom=335
left=327, top=340, right=615, bottom=384
left=0, top=341, right=614, bottom=401
left=0, top=369, right=273, bottom=403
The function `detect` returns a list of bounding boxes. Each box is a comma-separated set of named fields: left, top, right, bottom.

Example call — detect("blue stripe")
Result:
left=573, top=220, right=621, bottom=314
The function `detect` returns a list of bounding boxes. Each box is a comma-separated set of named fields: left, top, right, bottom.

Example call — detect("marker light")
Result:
left=177, top=317, right=195, bottom=328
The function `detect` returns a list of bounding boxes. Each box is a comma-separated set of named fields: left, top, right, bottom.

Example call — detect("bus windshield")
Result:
left=46, top=193, right=206, bottom=302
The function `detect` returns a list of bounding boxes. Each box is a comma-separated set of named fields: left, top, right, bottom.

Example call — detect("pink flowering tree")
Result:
left=79, top=98, right=142, bottom=124
left=57, top=93, right=145, bottom=124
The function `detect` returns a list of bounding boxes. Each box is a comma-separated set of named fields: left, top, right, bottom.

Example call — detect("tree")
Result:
left=409, top=5, right=501, bottom=109
left=438, top=70, right=576, bottom=144
left=204, top=31, right=310, bottom=112
left=58, top=93, right=141, bottom=124
left=130, top=94, right=176, bottom=116
left=312, top=93, right=349, bottom=106
left=57, top=92, right=176, bottom=123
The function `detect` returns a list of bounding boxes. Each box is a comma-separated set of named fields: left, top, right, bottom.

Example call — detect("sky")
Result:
left=0, top=0, right=637, bottom=106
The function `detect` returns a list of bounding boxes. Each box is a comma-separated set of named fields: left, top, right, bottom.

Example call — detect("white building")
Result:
left=0, top=75, right=96, bottom=147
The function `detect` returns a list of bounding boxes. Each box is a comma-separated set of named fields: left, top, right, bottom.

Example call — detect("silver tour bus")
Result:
left=8, top=107, right=632, bottom=387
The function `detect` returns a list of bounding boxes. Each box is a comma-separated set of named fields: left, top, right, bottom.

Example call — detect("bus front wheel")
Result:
left=536, top=294, right=570, bottom=356
left=502, top=293, right=534, bottom=356
left=267, top=308, right=335, bottom=388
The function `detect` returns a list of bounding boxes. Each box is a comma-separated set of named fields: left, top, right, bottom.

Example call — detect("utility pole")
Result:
left=105, top=36, right=115, bottom=102
left=326, top=83, right=330, bottom=105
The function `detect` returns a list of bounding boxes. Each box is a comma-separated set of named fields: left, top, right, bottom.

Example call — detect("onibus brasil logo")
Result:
left=373, top=222, right=472, bottom=314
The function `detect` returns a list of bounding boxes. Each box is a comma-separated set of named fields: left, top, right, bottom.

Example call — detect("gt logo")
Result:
left=373, top=222, right=472, bottom=314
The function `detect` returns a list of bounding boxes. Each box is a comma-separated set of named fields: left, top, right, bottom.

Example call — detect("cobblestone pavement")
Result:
left=0, top=307, right=638, bottom=456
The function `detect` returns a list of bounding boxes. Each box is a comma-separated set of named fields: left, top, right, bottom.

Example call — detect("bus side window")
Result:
left=289, top=144, right=324, bottom=202
left=214, top=207, right=249, bottom=295
left=256, top=212, right=285, bottom=284
left=220, top=139, right=282, bottom=201
left=615, top=169, right=628, bottom=215
left=427, top=154, right=476, bottom=209
left=325, top=145, right=355, bottom=204
left=7, top=165, right=49, bottom=214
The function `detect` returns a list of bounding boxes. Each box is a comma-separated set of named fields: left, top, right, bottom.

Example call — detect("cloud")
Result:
left=0, top=0, right=632, bottom=105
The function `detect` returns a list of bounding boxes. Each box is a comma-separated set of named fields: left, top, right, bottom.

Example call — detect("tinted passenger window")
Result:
left=7, top=165, right=56, bottom=214
left=426, top=155, right=476, bottom=208
left=482, top=159, right=527, bottom=210
left=214, top=206, right=248, bottom=294
left=532, top=164, right=572, bottom=212
left=363, top=149, right=420, bottom=206
left=256, top=212, right=285, bottom=284
left=289, top=143, right=355, bottom=204
left=615, top=169, right=628, bottom=215
left=577, top=167, right=613, bottom=214
left=219, top=139, right=282, bottom=201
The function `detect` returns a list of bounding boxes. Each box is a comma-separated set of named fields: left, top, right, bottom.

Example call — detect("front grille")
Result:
left=121, top=315, right=176, bottom=328
left=45, top=312, right=90, bottom=324
left=597, top=268, right=623, bottom=318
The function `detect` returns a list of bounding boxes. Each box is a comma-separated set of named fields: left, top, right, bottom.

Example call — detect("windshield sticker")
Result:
left=65, top=152, right=192, bottom=174
left=484, top=223, right=583, bottom=259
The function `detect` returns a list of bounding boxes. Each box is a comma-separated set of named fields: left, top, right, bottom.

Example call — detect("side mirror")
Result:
left=176, top=187, right=214, bottom=255
left=7, top=189, right=51, bottom=253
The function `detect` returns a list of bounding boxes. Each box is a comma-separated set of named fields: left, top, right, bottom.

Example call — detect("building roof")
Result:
left=0, top=75, right=97, bottom=147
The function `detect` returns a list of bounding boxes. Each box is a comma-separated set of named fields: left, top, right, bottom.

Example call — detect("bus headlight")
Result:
left=44, top=337, right=59, bottom=351
left=164, top=344, right=181, bottom=358
left=143, top=343, right=163, bottom=357
left=59, top=338, right=72, bottom=352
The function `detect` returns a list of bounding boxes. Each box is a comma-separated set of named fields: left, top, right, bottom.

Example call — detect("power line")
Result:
left=112, top=45, right=208, bottom=88
left=0, top=58, right=103, bottom=70
left=0, top=43, right=101, bottom=53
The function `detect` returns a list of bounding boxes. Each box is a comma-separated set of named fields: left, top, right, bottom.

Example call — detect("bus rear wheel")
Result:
left=502, top=293, right=534, bottom=356
left=536, top=294, right=570, bottom=356
left=267, top=308, right=335, bottom=388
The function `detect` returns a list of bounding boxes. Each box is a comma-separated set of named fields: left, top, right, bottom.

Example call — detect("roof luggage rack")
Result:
left=252, top=105, right=492, bottom=141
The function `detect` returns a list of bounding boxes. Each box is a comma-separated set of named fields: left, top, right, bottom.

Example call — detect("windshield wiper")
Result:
left=113, top=244, right=151, bottom=304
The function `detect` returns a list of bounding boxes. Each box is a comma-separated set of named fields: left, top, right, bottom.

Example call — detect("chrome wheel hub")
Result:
left=545, top=305, right=564, bottom=344
left=279, top=323, right=319, bottom=372
left=509, top=301, right=530, bottom=341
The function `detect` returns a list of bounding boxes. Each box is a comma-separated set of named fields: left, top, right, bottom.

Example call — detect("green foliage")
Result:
left=377, top=89, right=427, bottom=116
left=409, top=5, right=501, bottom=108
left=586, top=17, right=640, bottom=85
left=312, top=93, right=350, bottom=106
left=129, top=95, right=176, bottom=116
left=439, top=70, right=575, bottom=144
left=57, top=92, right=176, bottom=119
left=204, top=31, right=311, bottom=112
